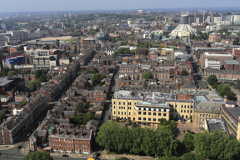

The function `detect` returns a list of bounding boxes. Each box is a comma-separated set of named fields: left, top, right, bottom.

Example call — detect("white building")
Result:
left=205, top=59, right=221, bottom=70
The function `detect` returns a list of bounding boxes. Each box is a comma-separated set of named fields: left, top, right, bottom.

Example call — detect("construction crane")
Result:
left=198, top=10, right=207, bottom=23
left=129, top=41, right=138, bottom=58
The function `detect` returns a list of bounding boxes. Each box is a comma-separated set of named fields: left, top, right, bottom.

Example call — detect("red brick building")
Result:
left=50, top=129, right=92, bottom=154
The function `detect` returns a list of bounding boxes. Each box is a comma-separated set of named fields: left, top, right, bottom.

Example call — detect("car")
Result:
left=182, top=130, right=185, bottom=134
left=18, top=146, right=22, bottom=149
left=93, top=152, right=100, bottom=158
left=62, top=154, right=69, bottom=157
left=108, top=115, right=111, bottom=120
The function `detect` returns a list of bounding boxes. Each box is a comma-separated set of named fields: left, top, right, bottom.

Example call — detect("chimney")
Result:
left=80, top=130, right=83, bottom=137
left=65, top=129, right=68, bottom=135
left=57, top=128, right=60, bottom=135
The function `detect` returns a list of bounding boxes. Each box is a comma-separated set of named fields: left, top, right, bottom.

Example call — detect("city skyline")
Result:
left=1, top=0, right=240, bottom=13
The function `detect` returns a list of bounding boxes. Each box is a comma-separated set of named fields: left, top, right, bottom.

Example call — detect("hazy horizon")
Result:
left=1, top=0, right=240, bottom=13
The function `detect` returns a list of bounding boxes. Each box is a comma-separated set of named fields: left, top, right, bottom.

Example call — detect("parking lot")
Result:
left=174, top=121, right=204, bottom=142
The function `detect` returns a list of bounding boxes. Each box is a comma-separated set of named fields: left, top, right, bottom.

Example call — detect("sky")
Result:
left=1, top=0, right=240, bottom=12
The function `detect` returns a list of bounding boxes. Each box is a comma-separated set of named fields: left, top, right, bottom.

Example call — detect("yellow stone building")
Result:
left=111, top=90, right=225, bottom=128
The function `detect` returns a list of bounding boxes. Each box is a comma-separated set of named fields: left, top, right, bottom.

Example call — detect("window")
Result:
left=129, top=112, right=131, bottom=115
left=163, top=113, right=166, bottom=116
left=148, top=112, right=151, bottom=115
left=114, top=111, right=115, bottom=114
left=158, top=119, right=161, bottom=121
left=158, top=113, right=161, bottom=116
left=114, top=101, right=115, bottom=104
left=148, top=118, right=151, bottom=121
left=153, top=113, right=156, bottom=116
left=181, top=105, right=183, bottom=108
left=124, top=112, right=126, bottom=115
left=114, top=106, right=115, bottom=109
left=138, top=117, right=141, bottom=120
left=191, top=105, right=193, bottom=108
left=181, top=110, right=183, bottom=113
left=182, top=115, right=184, bottom=118
left=118, top=112, right=120, bottom=114
left=143, top=112, right=146, bottom=115
left=138, top=112, right=141, bottom=115
left=187, top=110, right=189, bottom=113
left=186, top=116, right=188, bottom=118
left=175, top=105, right=177, bottom=108
left=191, top=110, right=192, bottom=113
left=121, top=112, right=123, bottom=115
left=153, top=118, right=156, bottom=121
left=188, top=105, right=189, bottom=108
left=175, top=109, right=177, bottom=112
left=184, top=105, right=186, bottom=108
left=119, top=102, right=121, bottom=105
left=123, top=102, right=125, bottom=105
left=184, top=110, right=186, bottom=113
left=143, top=118, right=146, bottom=121
left=154, top=109, right=156, bottom=111
left=130, top=102, right=131, bottom=105
left=190, top=116, right=192, bottom=119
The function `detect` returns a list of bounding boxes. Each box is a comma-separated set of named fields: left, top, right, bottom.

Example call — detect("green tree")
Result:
left=116, top=158, right=128, bottom=160
left=194, top=130, right=240, bottom=160
left=182, top=152, right=196, bottom=160
left=0, top=113, right=6, bottom=124
left=28, top=79, right=41, bottom=92
left=92, top=73, right=103, bottom=86
left=207, top=75, right=218, bottom=86
left=23, top=151, right=53, bottom=160
left=142, top=71, right=153, bottom=80
left=39, top=74, right=47, bottom=82
left=83, top=112, right=94, bottom=124
left=236, top=79, right=240, bottom=89
left=158, top=118, right=176, bottom=130
left=7, top=71, right=15, bottom=76
left=85, top=101, right=91, bottom=109
left=180, top=70, right=189, bottom=76
left=76, top=101, right=85, bottom=113
left=19, top=100, right=28, bottom=108
left=143, top=82, right=147, bottom=88
left=159, top=156, right=181, bottom=160
left=184, top=131, right=194, bottom=151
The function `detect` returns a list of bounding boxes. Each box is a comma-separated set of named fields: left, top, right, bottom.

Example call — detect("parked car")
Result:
left=62, top=154, right=69, bottom=157
left=182, top=130, right=185, bottom=134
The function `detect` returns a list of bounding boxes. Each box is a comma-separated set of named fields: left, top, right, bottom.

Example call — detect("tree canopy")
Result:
left=96, top=121, right=179, bottom=157
left=23, top=151, right=53, bottom=160
left=92, top=73, right=105, bottom=86
left=182, top=152, right=196, bottom=160
left=159, top=156, right=181, bottom=160
left=19, top=100, right=28, bottom=108
left=193, top=130, right=240, bottom=160
left=28, top=79, right=41, bottom=92
left=183, top=130, right=194, bottom=151
left=114, top=48, right=130, bottom=56
left=76, top=101, right=85, bottom=113
left=142, top=71, right=153, bottom=80
left=158, top=118, right=176, bottom=130
left=180, top=70, right=189, bottom=76
left=7, top=71, right=15, bottom=76
left=207, top=75, right=218, bottom=86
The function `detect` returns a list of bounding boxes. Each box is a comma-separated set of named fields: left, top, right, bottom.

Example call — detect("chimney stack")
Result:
left=57, top=128, right=60, bottom=135
left=65, top=129, right=68, bottom=135
left=81, top=130, right=83, bottom=137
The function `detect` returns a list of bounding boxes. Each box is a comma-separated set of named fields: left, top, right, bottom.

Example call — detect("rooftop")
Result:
left=205, top=118, right=229, bottom=134
left=224, top=60, right=240, bottom=65
left=0, top=78, right=13, bottom=87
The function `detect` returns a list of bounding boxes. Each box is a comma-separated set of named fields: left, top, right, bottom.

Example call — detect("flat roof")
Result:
left=206, top=119, right=229, bottom=134
left=0, top=78, right=13, bottom=87
left=223, top=106, right=240, bottom=122
left=224, top=60, right=240, bottom=65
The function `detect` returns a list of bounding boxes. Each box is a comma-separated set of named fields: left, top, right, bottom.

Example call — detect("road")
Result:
left=191, top=61, right=208, bottom=89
